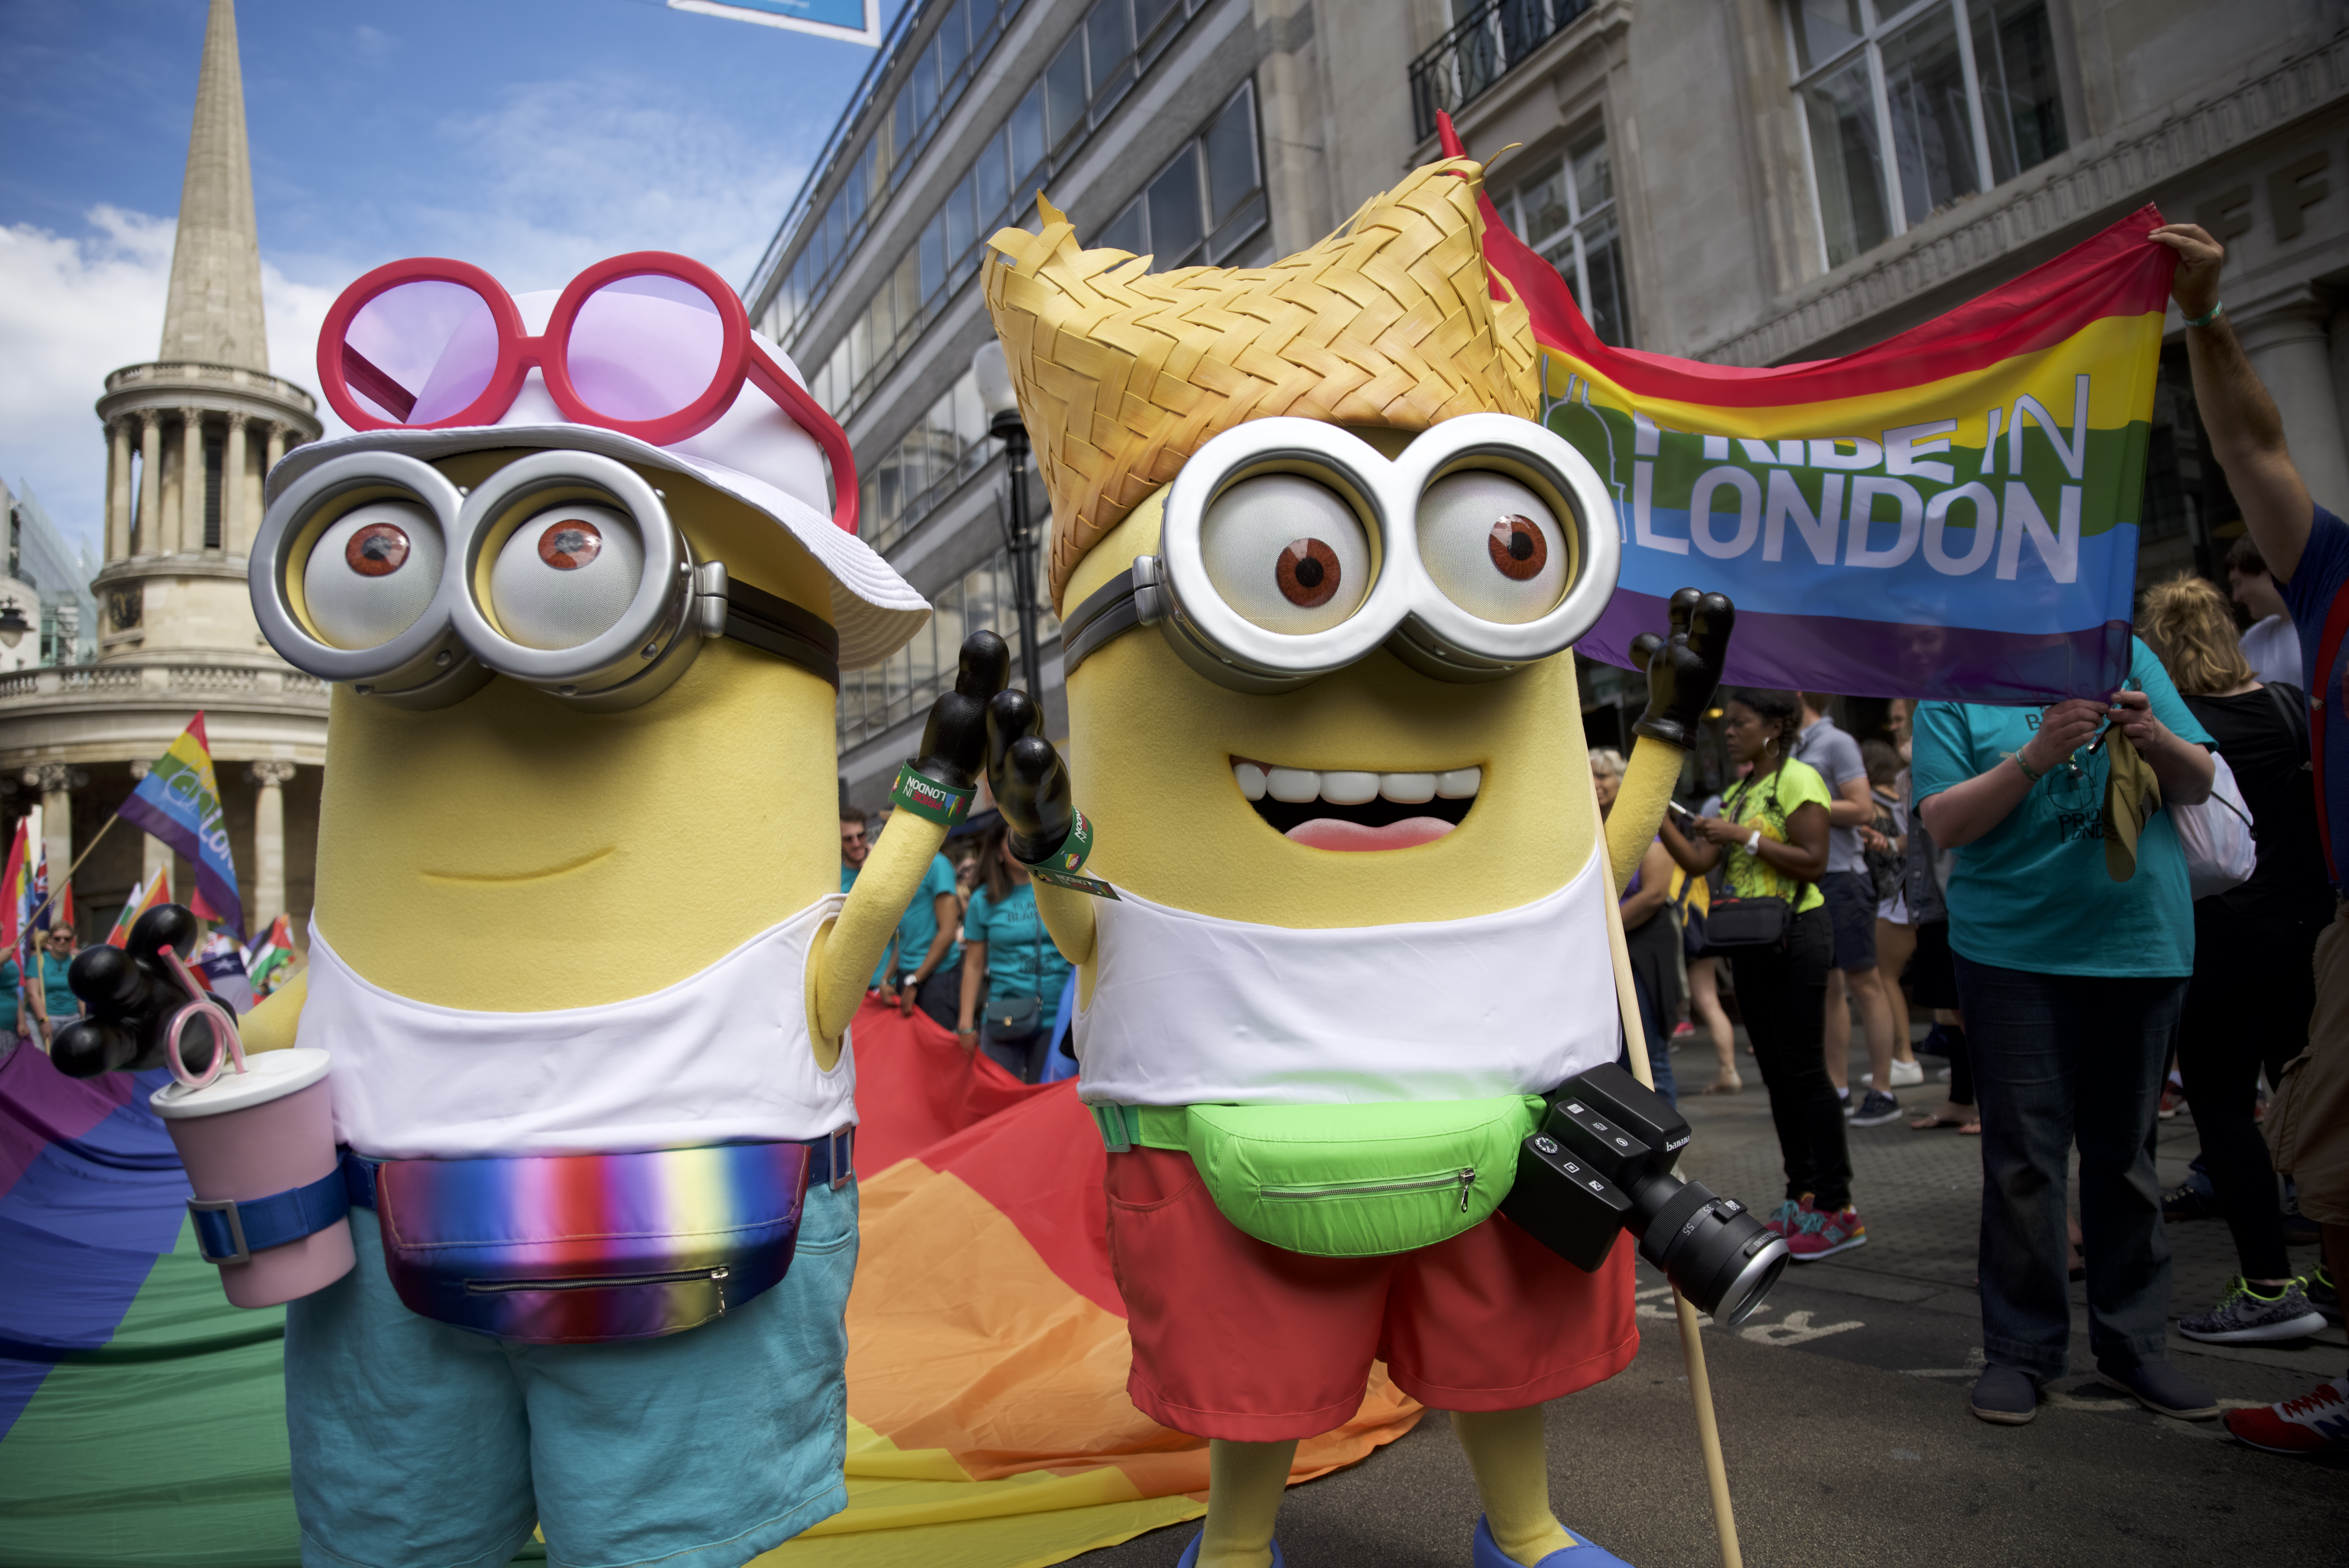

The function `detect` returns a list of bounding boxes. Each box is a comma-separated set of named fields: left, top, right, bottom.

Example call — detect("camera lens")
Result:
left=1632, top=1178, right=1788, bottom=1327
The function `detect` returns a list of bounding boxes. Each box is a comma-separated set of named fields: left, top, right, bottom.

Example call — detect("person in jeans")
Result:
left=1661, top=688, right=1866, bottom=1261
left=2139, top=572, right=2332, bottom=1343
left=1795, top=693, right=1902, bottom=1127
left=1914, top=638, right=2217, bottom=1426
left=2152, top=220, right=2349, bottom=1453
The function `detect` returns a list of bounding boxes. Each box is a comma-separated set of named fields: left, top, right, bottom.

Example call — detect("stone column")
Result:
left=136, top=413, right=162, bottom=556
left=264, top=422, right=287, bottom=476
left=248, top=760, right=296, bottom=932
left=25, top=764, right=74, bottom=898
left=2237, top=303, right=2349, bottom=518
left=105, top=418, right=132, bottom=562
left=178, top=408, right=206, bottom=556
left=221, top=412, right=248, bottom=555
left=129, top=760, right=171, bottom=898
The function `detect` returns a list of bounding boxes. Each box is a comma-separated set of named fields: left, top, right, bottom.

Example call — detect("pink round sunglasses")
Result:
left=317, top=251, right=859, bottom=535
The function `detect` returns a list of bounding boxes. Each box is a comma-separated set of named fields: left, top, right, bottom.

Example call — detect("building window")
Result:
left=1094, top=81, right=1266, bottom=269
left=1498, top=126, right=1629, bottom=347
left=858, top=369, right=993, bottom=554
left=1791, top=0, right=2067, bottom=270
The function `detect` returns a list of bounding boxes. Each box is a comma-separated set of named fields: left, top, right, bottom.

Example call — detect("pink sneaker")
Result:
left=1761, top=1198, right=1804, bottom=1237
left=1786, top=1196, right=1866, bottom=1261
left=2224, top=1378, right=2349, bottom=1454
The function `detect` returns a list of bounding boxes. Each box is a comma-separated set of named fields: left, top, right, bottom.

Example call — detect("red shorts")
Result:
left=1104, top=1145, right=1638, bottom=1441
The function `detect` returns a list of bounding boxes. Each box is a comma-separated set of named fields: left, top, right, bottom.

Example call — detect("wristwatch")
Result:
left=1745, top=829, right=1763, bottom=854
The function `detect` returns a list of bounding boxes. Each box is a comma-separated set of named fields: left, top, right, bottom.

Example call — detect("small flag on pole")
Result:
left=246, top=913, right=296, bottom=995
left=0, top=818, right=30, bottom=957
left=107, top=869, right=169, bottom=950
left=195, top=933, right=256, bottom=1015
left=120, top=713, right=244, bottom=939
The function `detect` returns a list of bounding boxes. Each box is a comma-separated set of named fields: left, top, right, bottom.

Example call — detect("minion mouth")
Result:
left=1231, top=759, right=1477, bottom=851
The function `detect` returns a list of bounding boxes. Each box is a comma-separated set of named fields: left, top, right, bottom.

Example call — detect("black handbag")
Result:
left=983, top=893, right=1047, bottom=1040
left=1697, top=894, right=1793, bottom=951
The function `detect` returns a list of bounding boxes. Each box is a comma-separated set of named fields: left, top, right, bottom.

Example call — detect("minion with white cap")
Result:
left=54, top=253, right=1003, bottom=1568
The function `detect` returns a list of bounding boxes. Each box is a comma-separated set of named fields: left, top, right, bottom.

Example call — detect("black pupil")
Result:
left=1506, top=526, right=1534, bottom=561
left=1294, top=556, right=1325, bottom=588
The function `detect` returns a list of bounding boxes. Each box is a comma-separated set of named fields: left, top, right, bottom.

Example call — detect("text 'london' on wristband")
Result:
left=890, top=763, right=974, bottom=827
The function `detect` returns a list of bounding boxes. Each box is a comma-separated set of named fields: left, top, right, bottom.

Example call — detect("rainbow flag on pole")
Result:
left=1439, top=116, right=2174, bottom=703
left=104, top=870, right=168, bottom=950
left=119, top=715, right=242, bottom=939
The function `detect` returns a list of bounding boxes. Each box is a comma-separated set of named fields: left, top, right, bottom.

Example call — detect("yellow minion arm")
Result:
left=809, top=814, right=950, bottom=1056
left=236, top=969, right=307, bottom=1055
left=1606, top=737, right=1688, bottom=897
left=1029, top=882, right=1097, bottom=967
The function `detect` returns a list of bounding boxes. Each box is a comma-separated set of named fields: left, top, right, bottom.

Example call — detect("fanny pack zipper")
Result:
left=1259, top=1168, right=1479, bottom=1213
left=465, top=1265, right=731, bottom=1294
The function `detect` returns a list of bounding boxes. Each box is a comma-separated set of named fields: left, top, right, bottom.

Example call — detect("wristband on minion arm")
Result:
left=1020, top=809, right=1119, bottom=900
left=891, top=762, right=975, bottom=827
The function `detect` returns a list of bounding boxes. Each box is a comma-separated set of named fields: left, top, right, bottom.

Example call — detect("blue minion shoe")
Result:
left=1174, top=1532, right=1287, bottom=1567
left=1473, top=1515, right=1637, bottom=1568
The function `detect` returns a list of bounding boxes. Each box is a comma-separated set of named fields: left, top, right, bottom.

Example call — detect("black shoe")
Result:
left=2162, top=1180, right=2221, bottom=1222
left=2095, top=1358, right=2219, bottom=1420
left=1970, top=1365, right=2039, bottom=1425
left=2282, top=1204, right=2321, bottom=1248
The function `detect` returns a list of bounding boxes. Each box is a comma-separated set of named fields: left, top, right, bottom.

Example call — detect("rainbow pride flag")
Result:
left=1440, top=117, right=2174, bottom=703
left=104, top=870, right=168, bottom=950
left=0, top=1000, right=1419, bottom=1566
left=120, top=715, right=242, bottom=940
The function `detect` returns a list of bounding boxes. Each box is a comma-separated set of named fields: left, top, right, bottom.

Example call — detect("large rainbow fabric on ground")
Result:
left=0, top=1006, right=1420, bottom=1568
left=1438, top=119, right=2173, bottom=703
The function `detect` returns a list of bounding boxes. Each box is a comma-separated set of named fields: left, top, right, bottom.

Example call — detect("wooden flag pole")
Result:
left=20, top=810, right=124, bottom=935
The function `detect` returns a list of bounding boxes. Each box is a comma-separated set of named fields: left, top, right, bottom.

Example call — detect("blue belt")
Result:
left=205, top=1130, right=858, bottom=1260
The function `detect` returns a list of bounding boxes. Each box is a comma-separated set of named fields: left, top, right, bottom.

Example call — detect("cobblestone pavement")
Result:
left=1072, top=1031, right=2345, bottom=1568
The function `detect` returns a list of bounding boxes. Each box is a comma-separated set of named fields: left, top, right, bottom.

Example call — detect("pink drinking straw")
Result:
left=159, top=946, right=247, bottom=1091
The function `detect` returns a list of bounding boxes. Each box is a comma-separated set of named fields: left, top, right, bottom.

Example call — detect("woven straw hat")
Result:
left=982, top=157, right=1537, bottom=609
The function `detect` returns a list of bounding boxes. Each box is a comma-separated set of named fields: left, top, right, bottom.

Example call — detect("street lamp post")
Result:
left=972, top=342, right=1043, bottom=702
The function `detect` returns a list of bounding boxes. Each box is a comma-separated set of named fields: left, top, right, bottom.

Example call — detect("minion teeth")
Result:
left=1231, top=758, right=1480, bottom=849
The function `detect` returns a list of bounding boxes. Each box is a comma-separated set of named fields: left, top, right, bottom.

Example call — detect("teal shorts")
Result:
left=285, top=1177, right=859, bottom=1568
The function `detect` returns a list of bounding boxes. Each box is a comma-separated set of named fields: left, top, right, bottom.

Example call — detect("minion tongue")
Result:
left=1285, top=817, right=1456, bottom=852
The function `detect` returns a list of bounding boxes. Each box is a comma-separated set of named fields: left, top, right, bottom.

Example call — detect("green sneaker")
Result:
left=2177, top=1276, right=2327, bottom=1343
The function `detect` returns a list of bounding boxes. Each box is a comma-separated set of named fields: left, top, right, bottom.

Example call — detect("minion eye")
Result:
left=1417, top=472, right=1568, bottom=625
left=303, top=500, right=445, bottom=649
left=1200, top=474, right=1372, bottom=634
left=487, top=503, right=643, bottom=650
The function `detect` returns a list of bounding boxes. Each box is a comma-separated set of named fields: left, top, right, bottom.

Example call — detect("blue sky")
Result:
left=0, top=0, right=900, bottom=551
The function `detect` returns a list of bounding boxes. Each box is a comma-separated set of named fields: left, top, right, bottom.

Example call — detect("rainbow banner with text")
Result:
left=1442, top=118, right=2174, bottom=703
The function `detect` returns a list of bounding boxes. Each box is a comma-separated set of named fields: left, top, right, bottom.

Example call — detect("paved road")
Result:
left=1071, top=1035, right=2346, bottom=1568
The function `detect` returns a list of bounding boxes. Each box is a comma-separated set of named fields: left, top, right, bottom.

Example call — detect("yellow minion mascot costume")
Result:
left=971, top=163, right=1747, bottom=1568
left=53, top=253, right=1003, bottom=1568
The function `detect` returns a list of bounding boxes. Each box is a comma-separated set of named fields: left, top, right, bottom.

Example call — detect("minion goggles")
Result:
left=1060, top=416, right=1620, bottom=691
left=252, top=450, right=839, bottom=711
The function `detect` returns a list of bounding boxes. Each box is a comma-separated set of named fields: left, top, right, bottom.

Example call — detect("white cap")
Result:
left=151, top=1047, right=332, bottom=1120
left=267, top=293, right=928, bottom=671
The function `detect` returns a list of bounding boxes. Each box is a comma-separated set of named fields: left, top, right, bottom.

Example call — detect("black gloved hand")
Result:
left=987, top=687, right=1075, bottom=865
left=1628, top=587, right=1736, bottom=749
left=52, top=904, right=219, bottom=1079
left=911, top=633, right=1010, bottom=792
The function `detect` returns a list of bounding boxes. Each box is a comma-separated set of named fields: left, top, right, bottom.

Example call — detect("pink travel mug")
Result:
left=148, top=957, right=352, bottom=1307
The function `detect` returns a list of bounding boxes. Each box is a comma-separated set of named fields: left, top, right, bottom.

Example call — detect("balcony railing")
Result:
left=1408, top=0, right=1593, bottom=143
left=0, top=660, right=328, bottom=704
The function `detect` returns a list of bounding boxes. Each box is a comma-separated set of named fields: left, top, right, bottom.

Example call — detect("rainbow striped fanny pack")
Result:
left=362, top=1141, right=820, bottom=1345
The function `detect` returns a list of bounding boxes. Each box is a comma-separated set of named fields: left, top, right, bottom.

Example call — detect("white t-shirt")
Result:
left=1074, top=848, right=1620, bottom=1107
left=301, top=896, right=854, bottom=1160
left=2242, top=614, right=2303, bottom=689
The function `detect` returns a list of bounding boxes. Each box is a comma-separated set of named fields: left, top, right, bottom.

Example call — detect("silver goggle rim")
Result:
left=1143, top=413, right=1621, bottom=690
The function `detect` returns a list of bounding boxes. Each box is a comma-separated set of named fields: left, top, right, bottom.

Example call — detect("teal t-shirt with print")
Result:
left=963, top=882, right=1072, bottom=1008
left=1912, top=638, right=2212, bottom=978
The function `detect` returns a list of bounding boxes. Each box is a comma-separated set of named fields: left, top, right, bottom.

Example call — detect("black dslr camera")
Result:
left=1501, top=1063, right=1788, bottom=1327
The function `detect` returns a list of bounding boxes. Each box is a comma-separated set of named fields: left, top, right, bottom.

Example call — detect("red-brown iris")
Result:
left=1275, top=537, right=1341, bottom=608
left=344, top=522, right=410, bottom=577
left=538, top=519, right=603, bottom=571
left=1488, top=515, right=1546, bottom=581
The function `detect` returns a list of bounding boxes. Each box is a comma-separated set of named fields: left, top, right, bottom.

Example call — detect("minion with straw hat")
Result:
left=971, top=164, right=1734, bottom=1567
left=55, top=252, right=1007, bottom=1568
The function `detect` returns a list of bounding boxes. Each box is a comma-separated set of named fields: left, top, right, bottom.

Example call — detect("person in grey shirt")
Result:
left=1795, top=694, right=1902, bottom=1126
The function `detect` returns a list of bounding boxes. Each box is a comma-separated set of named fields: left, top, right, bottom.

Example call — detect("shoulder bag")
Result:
left=1697, top=776, right=1804, bottom=952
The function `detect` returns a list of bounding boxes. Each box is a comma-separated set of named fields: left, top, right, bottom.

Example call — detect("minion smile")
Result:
left=1231, top=758, right=1479, bottom=852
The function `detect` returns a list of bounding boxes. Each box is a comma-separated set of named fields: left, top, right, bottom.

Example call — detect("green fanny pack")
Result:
left=1095, top=1096, right=1543, bottom=1258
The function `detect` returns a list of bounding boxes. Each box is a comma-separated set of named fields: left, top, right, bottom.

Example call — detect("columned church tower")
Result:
left=0, top=0, right=328, bottom=945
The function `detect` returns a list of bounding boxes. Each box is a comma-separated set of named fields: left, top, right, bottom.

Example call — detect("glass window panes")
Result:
left=1802, top=53, right=1891, bottom=268
left=1135, top=0, right=1183, bottom=50
left=1570, top=133, right=1612, bottom=218
left=1009, top=84, right=1047, bottom=192
left=1505, top=123, right=1629, bottom=347
left=1096, top=197, right=1147, bottom=257
left=944, top=174, right=976, bottom=273
left=1793, top=0, right=2064, bottom=270
left=1514, top=160, right=1571, bottom=246
left=1147, top=144, right=1205, bottom=265
left=1046, top=32, right=1089, bottom=149
left=1971, top=0, right=2067, bottom=182
left=975, top=129, right=1011, bottom=230
left=1203, top=85, right=1260, bottom=229
left=936, top=0, right=970, bottom=85
left=1086, top=0, right=1135, bottom=110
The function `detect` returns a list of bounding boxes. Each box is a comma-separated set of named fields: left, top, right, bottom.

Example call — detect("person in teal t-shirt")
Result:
left=0, top=951, right=20, bottom=1053
left=33, top=927, right=78, bottom=1046
left=1912, top=636, right=2219, bottom=1422
left=879, top=842, right=962, bottom=1032
left=956, top=822, right=1073, bottom=1084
